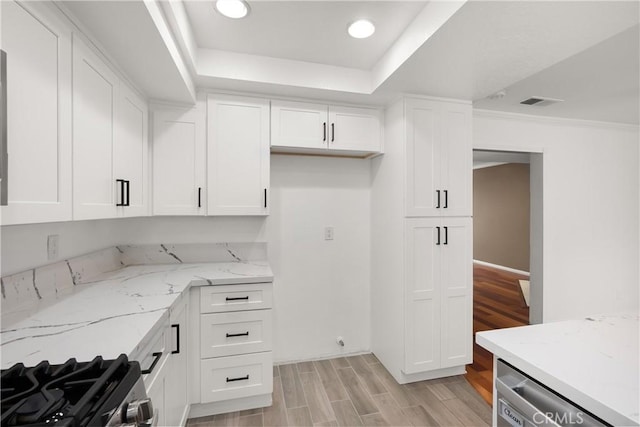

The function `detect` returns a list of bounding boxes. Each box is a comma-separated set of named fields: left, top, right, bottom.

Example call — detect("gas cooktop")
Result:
left=0, top=355, right=145, bottom=427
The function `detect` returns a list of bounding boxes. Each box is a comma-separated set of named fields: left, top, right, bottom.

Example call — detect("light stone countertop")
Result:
left=476, top=313, right=639, bottom=426
left=0, top=262, right=273, bottom=369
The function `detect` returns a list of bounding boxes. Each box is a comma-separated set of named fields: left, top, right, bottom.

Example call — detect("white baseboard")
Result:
left=473, top=259, right=530, bottom=277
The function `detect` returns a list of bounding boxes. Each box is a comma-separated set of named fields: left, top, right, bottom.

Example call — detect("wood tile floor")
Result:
left=187, top=354, right=491, bottom=427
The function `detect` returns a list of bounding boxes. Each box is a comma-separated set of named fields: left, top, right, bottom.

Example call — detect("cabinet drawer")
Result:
left=200, top=283, right=272, bottom=313
left=200, top=352, right=273, bottom=403
left=201, top=310, right=272, bottom=358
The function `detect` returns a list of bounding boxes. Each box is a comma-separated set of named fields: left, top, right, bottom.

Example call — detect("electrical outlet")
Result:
left=324, top=227, right=334, bottom=240
left=47, top=235, right=59, bottom=260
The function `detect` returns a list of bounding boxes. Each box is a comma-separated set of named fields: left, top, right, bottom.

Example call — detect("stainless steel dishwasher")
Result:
left=496, top=359, right=611, bottom=427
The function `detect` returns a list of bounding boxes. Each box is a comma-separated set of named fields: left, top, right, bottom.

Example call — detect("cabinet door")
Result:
left=72, top=35, right=118, bottom=220
left=114, top=84, right=148, bottom=217
left=440, top=103, right=472, bottom=217
left=405, top=99, right=441, bottom=217
left=271, top=100, right=327, bottom=149
left=207, top=95, right=269, bottom=215
left=146, top=365, right=167, bottom=427
left=404, top=218, right=441, bottom=374
left=0, top=1, right=72, bottom=225
left=404, top=99, right=471, bottom=218
left=166, top=297, right=189, bottom=427
left=328, top=106, right=381, bottom=153
left=152, top=106, right=206, bottom=215
left=440, top=218, right=472, bottom=368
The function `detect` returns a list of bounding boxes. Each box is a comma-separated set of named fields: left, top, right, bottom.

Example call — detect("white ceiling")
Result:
left=473, top=25, right=639, bottom=124
left=60, top=0, right=640, bottom=125
left=183, top=1, right=426, bottom=70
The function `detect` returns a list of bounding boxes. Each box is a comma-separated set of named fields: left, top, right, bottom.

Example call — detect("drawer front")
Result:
left=201, top=310, right=272, bottom=358
left=200, top=352, right=273, bottom=403
left=200, top=283, right=272, bottom=313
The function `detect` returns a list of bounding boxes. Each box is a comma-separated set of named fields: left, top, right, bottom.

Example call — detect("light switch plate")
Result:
left=324, top=227, right=334, bottom=240
left=47, top=234, right=59, bottom=260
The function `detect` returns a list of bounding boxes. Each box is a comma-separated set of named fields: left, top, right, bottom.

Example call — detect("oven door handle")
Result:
left=496, top=378, right=561, bottom=426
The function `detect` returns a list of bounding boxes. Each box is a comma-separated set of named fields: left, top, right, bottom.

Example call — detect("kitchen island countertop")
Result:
left=0, top=261, right=273, bottom=369
left=477, top=313, right=639, bottom=426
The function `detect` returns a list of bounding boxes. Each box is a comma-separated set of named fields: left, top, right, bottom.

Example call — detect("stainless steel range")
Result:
left=0, top=354, right=153, bottom=427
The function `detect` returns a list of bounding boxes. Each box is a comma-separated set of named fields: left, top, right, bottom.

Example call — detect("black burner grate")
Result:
left=1, top=355, right=141, bottom=427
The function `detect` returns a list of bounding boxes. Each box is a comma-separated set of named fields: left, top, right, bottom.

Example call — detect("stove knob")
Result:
left=125, top=398, right=154, bottom=424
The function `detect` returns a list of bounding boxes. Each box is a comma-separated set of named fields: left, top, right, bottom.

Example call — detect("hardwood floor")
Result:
left=187, top=354, right=491, bottom=427
left=465, top=264, right=529, bottom=405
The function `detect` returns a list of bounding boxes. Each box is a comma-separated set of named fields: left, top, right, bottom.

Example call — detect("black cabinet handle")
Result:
left=226, top=296, right=249, bottom=301
left=444, top=190, right=448, bottom=209
left=436, top=226, right=441, bottom=245
left=226, top=375, right=249, bottom=382
left=331, top=123, right=335, bottom=142
left=141, top=352, right=162, bottom=375
left=323, top=122, right=327, bottom=142
left=264, top=188, right=267, bottom=208
left=171, top=324, right=180, bottom=354
left=116, top=179, right=126, bottom=206
left=198, top=187, right=202, bottom=208
left=125, top=180, right=130, bottom=207
left=226, top=331, right=249, bottom=338
left=444, top=226, right=449, bottom=245
left=436, top=190, right=441, bottom=209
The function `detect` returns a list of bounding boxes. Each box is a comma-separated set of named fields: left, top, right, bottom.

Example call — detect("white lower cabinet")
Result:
left=166, top=295, right=190, bottom=427
left=404, top=217, right=472, bottom=374
left=132, top=294, right=189, bottom=426
left=200, top=352, right=273, bottom=403
left=189, top=282, right=273, bottom=417
left=200, top=310, right=272, bottom=358
left=146, top=360, right=168, bottom=427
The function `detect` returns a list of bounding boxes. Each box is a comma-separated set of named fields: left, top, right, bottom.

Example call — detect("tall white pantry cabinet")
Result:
left=371, top=97, right=473, bottom=384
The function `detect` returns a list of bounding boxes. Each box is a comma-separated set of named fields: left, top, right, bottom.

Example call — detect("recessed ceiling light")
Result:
left=348, top=20, right=375, bottom=39
left=215, top=0, right=250, bottom=19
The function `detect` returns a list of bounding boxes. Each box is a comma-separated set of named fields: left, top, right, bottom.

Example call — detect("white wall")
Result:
left=474, top=110, right=640, bottom=322
left=0, top=154, right=372, bottom=363
left=266, top=155, right=371, bottom=362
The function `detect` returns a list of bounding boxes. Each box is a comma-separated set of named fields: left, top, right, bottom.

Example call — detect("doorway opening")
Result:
left=466, top=149, right=544, bottom=404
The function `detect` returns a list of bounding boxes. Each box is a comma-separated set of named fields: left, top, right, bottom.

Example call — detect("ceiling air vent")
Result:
left=520, top=96, right=564, bottom=107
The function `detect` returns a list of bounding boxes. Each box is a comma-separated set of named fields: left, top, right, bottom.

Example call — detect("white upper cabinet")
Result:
left=114, top=84, right=149, bottom=217
left=271, top=101, right=327, bottom=150
left=0, top=1, right=72, bottom=225
left=271, top=99, right=382, bottom=157
left=405, top=99, right=471, bottom=217
left=207, top=94, right=270, bottom=216
left=152, top=104, right=206, bottom=216
left=72, top=34, right=119, bottom=220
left=328, top=105, right=382, bottom=153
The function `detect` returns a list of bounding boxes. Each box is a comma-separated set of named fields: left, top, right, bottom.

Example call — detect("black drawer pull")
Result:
left=116, top=179, right=126, bottom=206
left=443, top=190, right=448, bottom=209
left=226, top=375, right=249, bottom=383
left=444, top=226, right=449, bottom=245
left=171, top=324, right=180, bottom=354
left=141, top=352, right=162, bottom=375
left=436, top=226, right=441, bottom=245
left=226, top=331, right=249, bottom=338
left=225, top=296, right=249, bottom=301
left=436, top=190, right=441, bottom=208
